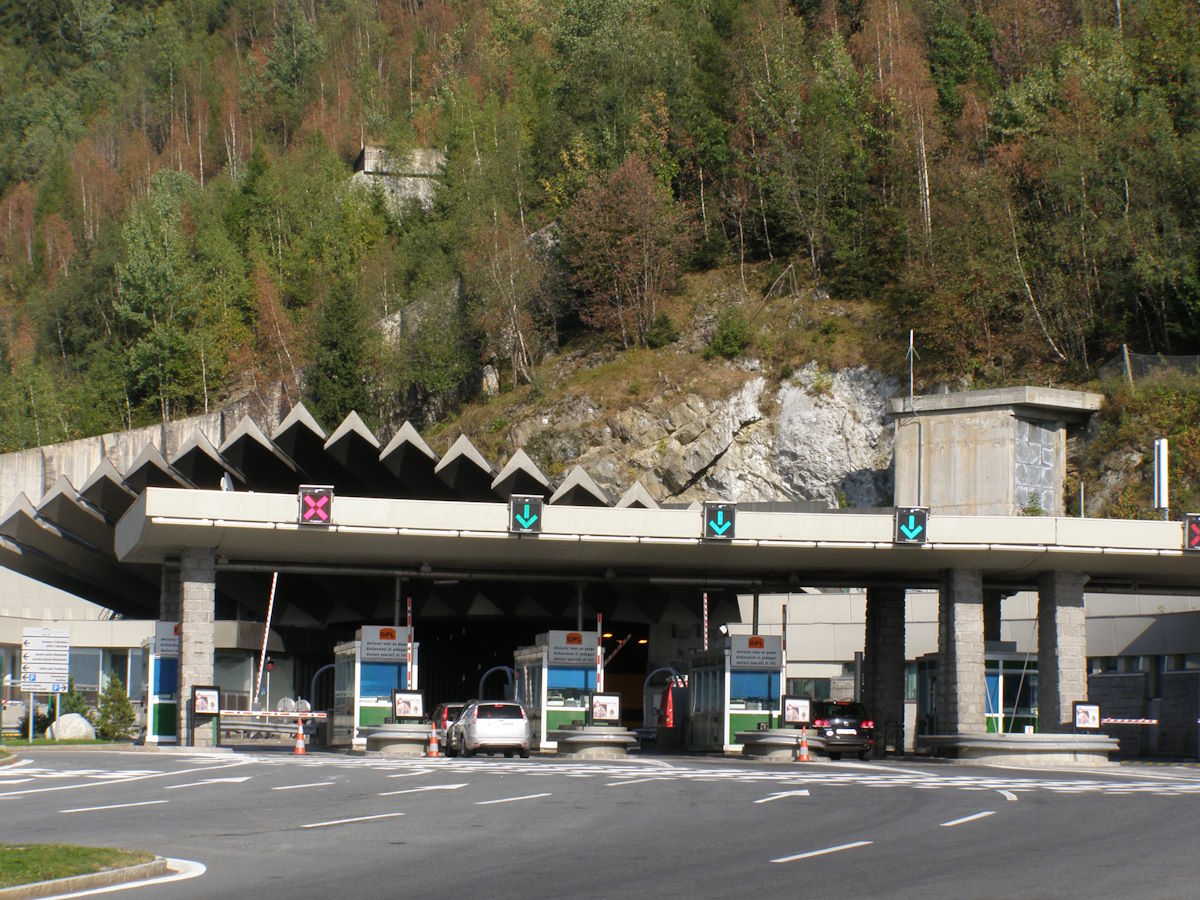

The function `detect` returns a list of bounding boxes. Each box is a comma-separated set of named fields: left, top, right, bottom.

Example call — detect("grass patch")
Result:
left=0, top=844, right=155, bottom=888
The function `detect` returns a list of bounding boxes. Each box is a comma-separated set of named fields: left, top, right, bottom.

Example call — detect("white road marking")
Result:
left=0, top=761, right=248, bottom=798
left=755, top=789, right=811, bottom=804
left=41, top=858, right=206, bottom=898
left=605, top=777, right=663, bottom=787
left=998, top=790, right=1018, bottom=802
left=301, top=812, right=406, bottom=829
left=772, top=841, right=873, bottom=863
left=61, top=800, right=168, bottom=814
left=0, top=778, right=33, bottom=785
left=940, top=811, right=996, bottom=828
left=272, top=781, right=335, bottom=791
left=386, top=769, right=433, bottom=778
left=476, top=792, right=552, bottom=805
left=164, top=776, right=251, bottom=790
left=378, top=783, right=468, bottom=797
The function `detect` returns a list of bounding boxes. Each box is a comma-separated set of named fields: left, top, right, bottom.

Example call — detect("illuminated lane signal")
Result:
left=1185, top=513, right=1200, bottom=551
left=510, top=495, right=543, bottom=534
left=894, top=507, right=928, bottom=545
left=299, top=485, right=334, bottom=525
left=703, top=502, right=735, bottom=541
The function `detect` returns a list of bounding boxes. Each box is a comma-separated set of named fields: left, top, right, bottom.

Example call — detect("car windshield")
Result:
left=476, top=704, right=523, bottom=718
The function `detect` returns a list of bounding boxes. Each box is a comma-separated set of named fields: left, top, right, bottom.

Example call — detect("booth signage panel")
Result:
left=20, top=627, right=70, bottom=693
left=360, top=625, right=411, bottom=662
left=591, top=693, right=621, bottom=726
left=155, top=621, right=180, bottom=656
left=546, top=631, right=597, bottom=666
left=730, top=634, right=783, bottom=669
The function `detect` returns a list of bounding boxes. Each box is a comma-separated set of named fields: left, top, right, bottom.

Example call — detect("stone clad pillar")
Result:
left=179, top=548, right=217, bottom=747
left=936, top=569, right=986, bottom=734
left=160, top=565, right=180, bottom=622
left=1038, top=571, right=1088, bottom=733
left=863, top=587, right=906, bottom=757
left=983, top=590, right=1003, bottom=644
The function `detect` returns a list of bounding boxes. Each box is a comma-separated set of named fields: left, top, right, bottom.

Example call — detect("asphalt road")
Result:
left=2, top=748, right=1198, bottom=899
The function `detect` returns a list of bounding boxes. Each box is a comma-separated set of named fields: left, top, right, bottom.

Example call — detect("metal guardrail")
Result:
left=218, top=709, right=326, bottom=740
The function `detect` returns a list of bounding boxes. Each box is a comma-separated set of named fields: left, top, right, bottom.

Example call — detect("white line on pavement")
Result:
left=997, top=790, right=1018, bottom=802
left=301, top=812, right=406, bottom=829
left=605, top=777, right=663, bottom=787
left=772, top=841, right=873, bottom=863
left=755, top=790, right=810, bottom=804
left=0, top=762, right=249, bottom=799
left=378, top=783, right=468, bottom=797
left=476, top=793, right=551, bottom=805
left=61, top=800, right=168, bottom=814
left=386, top=769, right=433, bottom=778
left=941, top=811, right=996, bottom=828
left=164, top=776, right=251, bottom=790
left=39, top=858, right=206, bottom=898
left=272, top=781, right=335, bottom=791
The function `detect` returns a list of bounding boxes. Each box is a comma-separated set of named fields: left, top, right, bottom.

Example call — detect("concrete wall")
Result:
left=0, top=405, right=268, bottom=512
left=894, top=409, right=1016, bottom=514
left=1088, top=672, right=1150, bottom=755
left=1160, top=671, right=1200, bottom=758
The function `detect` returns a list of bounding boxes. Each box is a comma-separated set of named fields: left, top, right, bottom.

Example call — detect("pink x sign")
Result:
left=298, top=487, right=333, bottom=524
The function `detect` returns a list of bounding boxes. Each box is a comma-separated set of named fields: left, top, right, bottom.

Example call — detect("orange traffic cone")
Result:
left=293, top=717, right=307, bottom=755
left=796, top=726, right=810, bottom=763
left=427, top=721, right=441, bottom=758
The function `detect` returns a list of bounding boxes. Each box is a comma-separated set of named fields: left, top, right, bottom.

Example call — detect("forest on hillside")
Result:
left=0, top=0, right=1197, bottom=452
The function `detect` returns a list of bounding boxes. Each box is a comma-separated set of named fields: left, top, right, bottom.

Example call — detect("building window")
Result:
left=68, top=648, right=102, bottom=705
left=786, top=678, right=831, bottom=700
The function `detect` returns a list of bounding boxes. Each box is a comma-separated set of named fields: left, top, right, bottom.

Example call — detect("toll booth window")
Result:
left=154, top=656, right=178, bottom=699
left=546, top=667, right=596, bottom=704
left=729, top=671, right=779, bottom=710
left=1002, top=672, right=1037, bottom=716
left=361, top=662, right=404, bottom=699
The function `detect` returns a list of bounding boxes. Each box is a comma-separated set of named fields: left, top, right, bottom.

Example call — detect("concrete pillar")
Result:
left=863, top=587, right=906, bottom=757
left=179, top=548, right=216, bottom=747
left=159, top=565, right=180, bottom=622
left=1038, top=571, right=1088, bottom=733
left=936, top=569, right=986, bottom=734
left=983, top=590, right=1002, bottom=644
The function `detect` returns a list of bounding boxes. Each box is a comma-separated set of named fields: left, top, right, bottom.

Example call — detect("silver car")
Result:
left=447, top=701, right=530, bottom=758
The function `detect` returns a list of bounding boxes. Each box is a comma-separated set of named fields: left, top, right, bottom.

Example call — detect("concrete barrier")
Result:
left=549, top=724, right=638, bottom=759
left=915, top=732, right=1119, bottom=767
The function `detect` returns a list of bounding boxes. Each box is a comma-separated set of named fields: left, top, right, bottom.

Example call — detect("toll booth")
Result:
left=514, top=630, right=599, bottom=751
left=686, top=635, right=783, bottom=752
left=916, top=644, right=1039, bottom=735
left=142, top=622, right=179, bottom=745
left=330, top=625, right=419, bottom=748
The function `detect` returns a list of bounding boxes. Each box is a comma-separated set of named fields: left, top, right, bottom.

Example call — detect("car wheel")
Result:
left=858, top=749, right=871, bottom=760
left=504, top=750, right=514, bottom=758
left=462, top=744, right=474, bottom=758
left=519, top=748, right=530, bottom=758
left=829, top=751, right=842, bottom=760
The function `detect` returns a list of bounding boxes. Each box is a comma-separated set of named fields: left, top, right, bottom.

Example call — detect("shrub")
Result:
left=97, top=675, right=137, bottom=741
left=645, top=312, right=680, bottom=349
left=706, top=307, right=752, bottom=360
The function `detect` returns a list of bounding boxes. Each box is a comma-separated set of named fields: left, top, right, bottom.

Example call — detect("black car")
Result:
left=811, top=700, right=874, bottom=760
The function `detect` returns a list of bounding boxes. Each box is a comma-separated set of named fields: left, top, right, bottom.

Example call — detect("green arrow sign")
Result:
left=703, top=502, right=735, bottom=540
left=894, top=507, right=928, bottom=544
left=509, top=495, right=543, bottom=534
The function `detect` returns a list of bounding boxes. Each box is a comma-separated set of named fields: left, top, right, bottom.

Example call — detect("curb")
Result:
left=0, top=858, right=168, bottom=900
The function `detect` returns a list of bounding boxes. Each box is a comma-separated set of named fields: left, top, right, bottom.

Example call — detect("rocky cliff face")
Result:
left=513, top=362, right=899, bottom=508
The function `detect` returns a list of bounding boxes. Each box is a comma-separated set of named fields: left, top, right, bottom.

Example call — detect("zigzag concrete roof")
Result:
left=0, top=403, right=685, bottom=619
left=3, top=401, right=1200, bottom=627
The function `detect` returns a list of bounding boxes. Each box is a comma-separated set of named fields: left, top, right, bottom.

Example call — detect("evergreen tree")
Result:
left=97, top=674, right=136, bottom=741
left=303, top=279, right=371, bottom=429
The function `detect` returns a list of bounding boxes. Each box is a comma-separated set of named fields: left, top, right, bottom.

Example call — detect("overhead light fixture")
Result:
left=718, top=624, right=729, bottom=636
left=637, top=638, right=648, bottom=645
left=419, top=563, right=432, bottom=574
left=602, top=632, right=613, bottom=639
